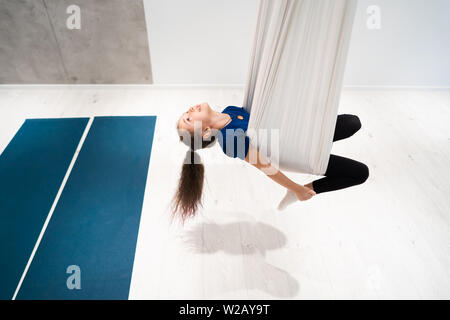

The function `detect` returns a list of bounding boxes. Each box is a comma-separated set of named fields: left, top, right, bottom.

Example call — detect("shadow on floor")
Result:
left=181, top=220, right=299, bottom=298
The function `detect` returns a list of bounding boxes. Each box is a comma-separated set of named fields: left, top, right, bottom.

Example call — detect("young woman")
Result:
left=173, top=102, right=369, bottom=222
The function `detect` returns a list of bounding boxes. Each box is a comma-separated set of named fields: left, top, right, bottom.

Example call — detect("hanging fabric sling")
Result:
left=243, top=0, right=357, bottom=175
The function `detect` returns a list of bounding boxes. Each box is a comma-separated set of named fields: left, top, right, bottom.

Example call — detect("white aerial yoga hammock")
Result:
left=243, top=0, right=357, bottom=175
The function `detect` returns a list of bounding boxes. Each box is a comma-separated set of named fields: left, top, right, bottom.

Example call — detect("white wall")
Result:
left=344, top=0, right=450, bottom=87
left=144, top=0, right=258, bottom=85
left=144, top=0, right=450, bottom=87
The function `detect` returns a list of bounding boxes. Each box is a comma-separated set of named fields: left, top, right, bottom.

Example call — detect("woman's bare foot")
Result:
left=295, top=186, right=316, bottom=201
left=277, top=184, right=316, bottom=211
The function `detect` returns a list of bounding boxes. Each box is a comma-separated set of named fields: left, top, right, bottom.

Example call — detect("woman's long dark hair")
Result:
left=171, top=129, right=216, bottom=224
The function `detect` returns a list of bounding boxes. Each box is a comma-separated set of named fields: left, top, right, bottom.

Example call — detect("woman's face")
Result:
left=177, top=102, right=213, bottom=133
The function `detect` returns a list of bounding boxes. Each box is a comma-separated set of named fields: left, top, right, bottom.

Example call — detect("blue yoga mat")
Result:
left=17, top=116, right=157, bottom=300
left=0, top=118, right=89, bottom=300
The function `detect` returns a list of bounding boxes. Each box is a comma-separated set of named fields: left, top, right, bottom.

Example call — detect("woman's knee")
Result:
left=349, top=115, right=362, bottom=133
left=354, top=162, right=369, bottom=184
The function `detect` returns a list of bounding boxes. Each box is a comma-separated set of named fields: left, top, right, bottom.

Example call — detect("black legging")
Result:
left=312, top=114, right=369, bottom=194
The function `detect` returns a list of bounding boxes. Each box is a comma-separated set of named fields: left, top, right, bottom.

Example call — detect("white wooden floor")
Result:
left=0, top=86, right=449, bottom=300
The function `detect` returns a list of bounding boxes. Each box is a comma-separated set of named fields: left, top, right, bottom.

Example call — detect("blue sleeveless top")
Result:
left=218, top=106, right=250, bottom=160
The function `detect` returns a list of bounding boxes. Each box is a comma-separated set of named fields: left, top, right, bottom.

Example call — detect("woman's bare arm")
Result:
left=244, top=144, right=315, bottom=200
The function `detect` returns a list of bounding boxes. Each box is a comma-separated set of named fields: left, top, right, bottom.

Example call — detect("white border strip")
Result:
left=12, top=117, right=94, bottom=300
